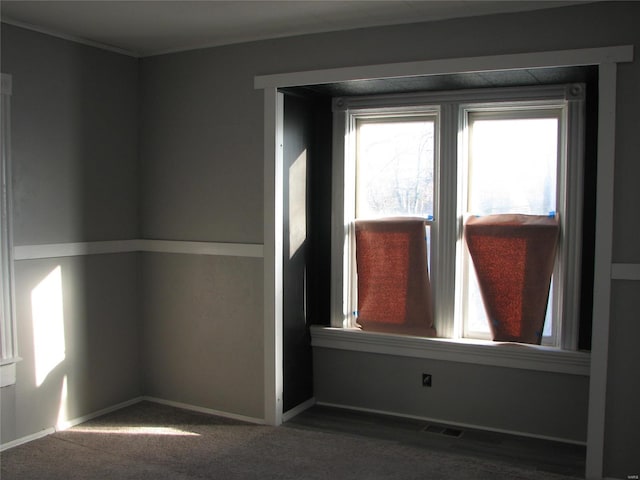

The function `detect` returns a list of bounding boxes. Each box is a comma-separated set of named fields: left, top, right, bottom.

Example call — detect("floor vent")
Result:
left=422, top=425, right=464, bottom=438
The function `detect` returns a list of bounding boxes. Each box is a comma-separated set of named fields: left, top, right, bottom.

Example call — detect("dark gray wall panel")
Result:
left=281, top=92, right=332, bottom=412
left=282, top=93, right=313, bottom=412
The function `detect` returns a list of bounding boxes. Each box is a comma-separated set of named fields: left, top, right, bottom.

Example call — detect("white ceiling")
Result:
left=1, top=1, right=587, bottom=57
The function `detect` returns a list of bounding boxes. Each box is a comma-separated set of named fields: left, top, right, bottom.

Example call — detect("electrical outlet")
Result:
left=422, top=373, right=432, bottom=387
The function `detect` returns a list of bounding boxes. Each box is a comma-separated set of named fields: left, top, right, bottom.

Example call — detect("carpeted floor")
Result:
left=1, top=401, right=583, bottom=479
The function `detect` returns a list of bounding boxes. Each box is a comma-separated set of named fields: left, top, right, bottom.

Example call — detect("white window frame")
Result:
left=343, top=103, right=441, bottom=330
left=1, top=73, right=19, bottom=388
left=459, top=107, right=565, bottom=345
left=332, top=84, right=585, bottom=351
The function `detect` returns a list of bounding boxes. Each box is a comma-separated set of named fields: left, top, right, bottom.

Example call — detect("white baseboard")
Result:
left=55, top=397, right=145, bottom=431
left=0, top=427, right=55, bottom=452
left=142, top=396, right=265, bottom=425
left=0, top=396, right=145, bottom=452
left=282, top=397, right=316, bottom=423
left=317, top=401, right=587, bottom=446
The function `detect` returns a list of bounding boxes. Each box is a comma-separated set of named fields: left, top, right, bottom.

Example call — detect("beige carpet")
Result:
left=1, top=401, right=581, bottom=479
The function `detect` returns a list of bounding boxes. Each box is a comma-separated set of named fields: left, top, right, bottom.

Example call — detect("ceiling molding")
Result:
left=1, top=17, right=140, bottom=57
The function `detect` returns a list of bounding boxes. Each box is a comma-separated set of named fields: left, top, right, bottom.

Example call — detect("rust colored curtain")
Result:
left=354, top=218, right=436, bottom=337
left=464, top=214, right=559, bottom=344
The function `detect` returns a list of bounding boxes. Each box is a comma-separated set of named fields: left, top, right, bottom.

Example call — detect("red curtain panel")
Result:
left=355, top=218, right=437, bottom=337
left=464, top=214, right=559, bottom=344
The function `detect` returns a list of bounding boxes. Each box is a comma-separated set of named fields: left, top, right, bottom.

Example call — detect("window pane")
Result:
left=356, top=118, right=434, bottom=219
left=468, top=116, right=558, bottom=216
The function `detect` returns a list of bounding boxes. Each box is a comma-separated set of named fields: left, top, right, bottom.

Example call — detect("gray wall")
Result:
left=137, top=47, right=267, bottom=420
left=313, top=348, right=589, bottom=442
left=140, top=252, right=264, bottom=419
left=8, top=255, right=141, bottom=438
left=0, top=24, right=141, bottom=443
left=1, top=1, right=638, bottom=477
left=5, top=25, right=139, bottom=244
left=605, top=280, right=640, bottom=476
left=138, top=49, right=264, bottom=244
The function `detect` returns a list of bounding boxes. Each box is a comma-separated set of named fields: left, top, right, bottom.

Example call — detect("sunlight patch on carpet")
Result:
left=70, top=426, right=201, bottom=436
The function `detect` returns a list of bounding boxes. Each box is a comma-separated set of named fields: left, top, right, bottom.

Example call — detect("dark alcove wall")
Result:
left=282, top=92, right=332, bottom=413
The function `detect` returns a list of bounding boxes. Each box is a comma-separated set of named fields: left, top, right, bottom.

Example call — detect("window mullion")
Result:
left=330, top=107, right=350, bottom=328
left=433, top=103, right=458, bottom=338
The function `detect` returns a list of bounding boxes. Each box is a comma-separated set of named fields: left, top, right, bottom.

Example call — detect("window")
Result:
left=1, top=73, right=18, bottom=387
left=332, top=84, right=585, bottom=350
left=461, top=108, right=563, bottom=346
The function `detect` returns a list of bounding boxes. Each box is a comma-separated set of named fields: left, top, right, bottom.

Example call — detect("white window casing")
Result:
left=256, top=45, right=633, bottom=479
left=1, top=73, right=19, bottom=388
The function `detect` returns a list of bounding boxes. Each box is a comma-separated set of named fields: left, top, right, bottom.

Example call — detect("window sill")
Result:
left=310, top=326, right=590, bottom=376
left=0, top=358, right=21, bottom=387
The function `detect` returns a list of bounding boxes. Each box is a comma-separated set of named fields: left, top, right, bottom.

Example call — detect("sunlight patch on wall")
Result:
left=70, top=426, right=201, bottom=436
left=289, top=149, right=307, bottom=259
left=56, top=375, right=69, bottom=429
left=32, top=266, right=65, bottom=387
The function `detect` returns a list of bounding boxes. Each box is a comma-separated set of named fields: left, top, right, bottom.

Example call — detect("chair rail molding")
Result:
left=13, top=239, right=264, bottom=260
